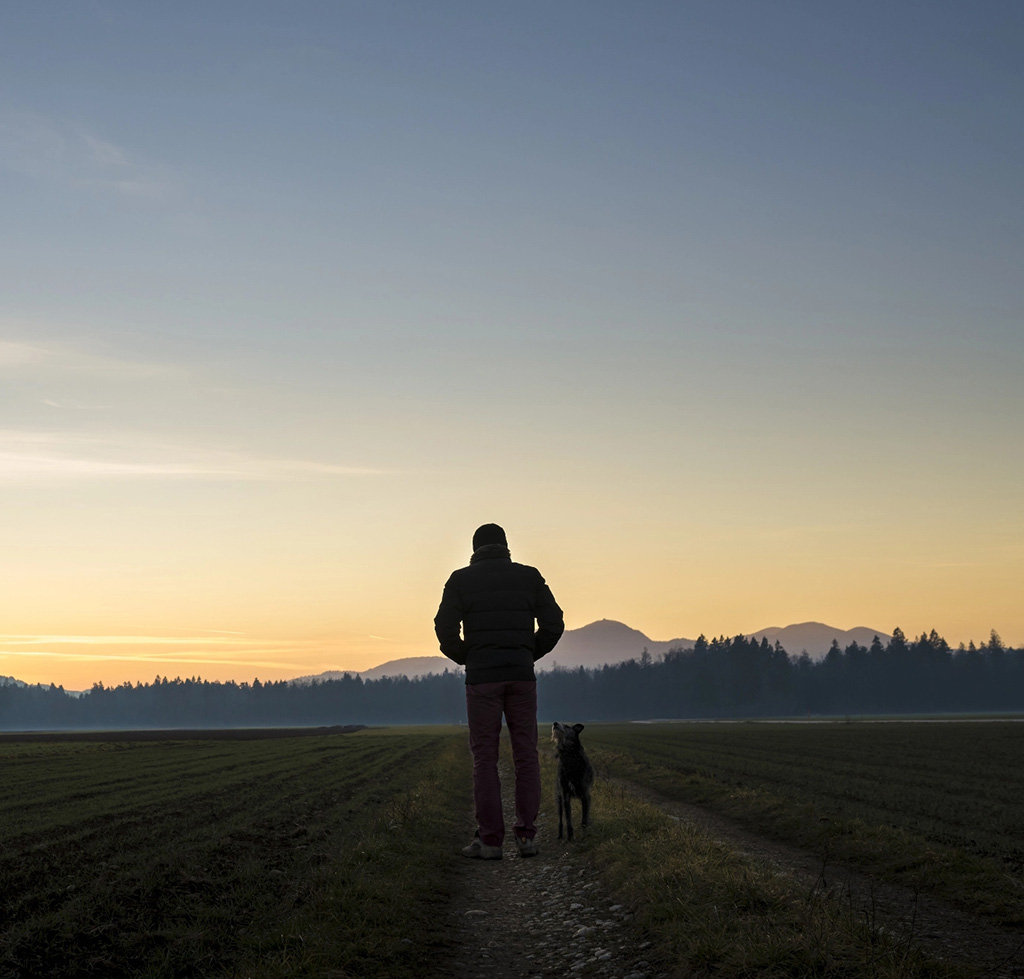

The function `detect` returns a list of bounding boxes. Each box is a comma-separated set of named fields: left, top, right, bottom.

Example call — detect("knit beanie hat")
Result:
left=472, top=523, right=507, bottom=550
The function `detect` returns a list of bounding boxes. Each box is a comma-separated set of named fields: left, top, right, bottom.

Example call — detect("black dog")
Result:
left=551, top=722, right=594, bottom=841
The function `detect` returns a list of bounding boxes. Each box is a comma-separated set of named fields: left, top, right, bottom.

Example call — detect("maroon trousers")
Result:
left=465, top=680, right=540, bottom=846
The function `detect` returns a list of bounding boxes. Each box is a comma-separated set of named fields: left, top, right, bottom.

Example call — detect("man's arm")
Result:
left=433, top=576, right=467, bottom=665
left=533, top=577, right=564, bottom=661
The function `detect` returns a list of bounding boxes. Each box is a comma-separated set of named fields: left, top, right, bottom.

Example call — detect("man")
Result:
left=434, top=523, right=564, bottom=859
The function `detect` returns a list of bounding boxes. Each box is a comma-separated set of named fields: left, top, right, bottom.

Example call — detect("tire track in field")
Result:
left=610, top=776, right=1024, bottom=979
left=442, top=761, right=665, bottom=979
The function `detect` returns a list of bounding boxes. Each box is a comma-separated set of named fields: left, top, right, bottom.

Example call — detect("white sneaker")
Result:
left=515, top=835, right=539, bottom=857
left=461, top=837, right=503, bottom=859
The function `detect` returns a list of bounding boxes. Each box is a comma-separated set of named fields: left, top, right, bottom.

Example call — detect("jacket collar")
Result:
left=470, top=544, right=511, bottom=564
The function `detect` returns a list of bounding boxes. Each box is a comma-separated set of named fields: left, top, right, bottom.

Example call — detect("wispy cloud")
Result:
left=0, top=340, right=47, bottom=366
left=0, top=337, right=172, bottom=379
left=0, top=634, right=323, bottom=674
left=0, top=635, right=253, bottom=646
left=1, top=338, right=388, bottom=481
left=0, top=649, right=306, bottom=671
left=41, top=399, right=114, bottom=410
left=78, top=131, right=130, bottom=167
left=0, top=430, right=388, bottom=481
left=0, top=110, right=178, bottom=199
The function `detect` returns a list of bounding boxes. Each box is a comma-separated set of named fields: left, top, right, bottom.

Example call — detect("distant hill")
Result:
left=290, top=621, right=685, bottom=684
left=359, top=656, right=460, bottom=680
left=290, top=619, right=892, bottom=684
left=540, top=619, right=694, bottom=671
left=748, top=622, right=888, bottom=659
left=291, top=656, right=459, bottom=685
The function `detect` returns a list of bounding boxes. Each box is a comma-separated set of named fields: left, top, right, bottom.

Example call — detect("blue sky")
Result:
left=1, top=2, right=1022, bottom=686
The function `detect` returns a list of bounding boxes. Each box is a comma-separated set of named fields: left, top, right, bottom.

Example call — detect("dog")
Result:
left=551, top=722, right=594, bottom=841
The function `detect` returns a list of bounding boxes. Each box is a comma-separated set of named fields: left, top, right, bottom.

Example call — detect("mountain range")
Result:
left=749, top=623, right=888, bottom=656
left=291, top=619, right=890, bottom=683
left=290, top=656, right=463, bottom=685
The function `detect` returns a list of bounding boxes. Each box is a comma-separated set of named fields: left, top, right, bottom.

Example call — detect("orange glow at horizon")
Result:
left=3, top=534, right=1020, bottom=692
left=2, top=459, right=1022, bottom=689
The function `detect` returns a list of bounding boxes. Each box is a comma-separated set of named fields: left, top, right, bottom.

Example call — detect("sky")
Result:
left=1, top=1, right=1022, bottom=689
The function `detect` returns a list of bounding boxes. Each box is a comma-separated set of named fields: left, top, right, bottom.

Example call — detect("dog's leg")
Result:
left=557, top=788, right=564, bottom=840
left=565, top=792, right=575, bottom=842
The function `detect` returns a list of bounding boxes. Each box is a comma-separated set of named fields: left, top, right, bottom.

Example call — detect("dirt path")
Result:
left=441, top=760, right=1024, bottom=978
left=610, top=776, right=1024, bottom=979
left=442, top=764, right=665, bottom=979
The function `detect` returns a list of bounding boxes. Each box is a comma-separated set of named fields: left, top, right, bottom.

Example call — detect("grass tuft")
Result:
left=569, top=780, right=972, bottom=979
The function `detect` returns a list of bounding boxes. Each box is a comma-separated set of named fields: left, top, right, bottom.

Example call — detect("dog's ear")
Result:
left=573, top=723, right=585, bottom=733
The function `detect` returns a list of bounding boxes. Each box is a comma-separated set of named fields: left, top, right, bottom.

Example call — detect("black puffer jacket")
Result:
left=434, top=544, right=564, bottom=684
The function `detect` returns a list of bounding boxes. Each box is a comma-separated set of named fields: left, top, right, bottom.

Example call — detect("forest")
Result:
left=1, top=628, right=1021, bottom=730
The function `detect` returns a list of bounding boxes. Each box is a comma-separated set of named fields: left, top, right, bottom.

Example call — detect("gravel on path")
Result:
left=442, top=764, right=666, bottom=979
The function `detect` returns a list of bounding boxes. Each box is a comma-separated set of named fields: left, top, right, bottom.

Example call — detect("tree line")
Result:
left=1, top=628, right=1021, bottom=730
left=539, top=628, right=1023, bottom=720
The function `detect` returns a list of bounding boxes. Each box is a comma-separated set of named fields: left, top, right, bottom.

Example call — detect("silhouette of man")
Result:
left=434, top=523, right=564, bottom=858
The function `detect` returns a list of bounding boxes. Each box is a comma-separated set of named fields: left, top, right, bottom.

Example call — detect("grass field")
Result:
left=583, top=721, right=1024, bottom=925
left=0, top=727, right=471, bottom=979
left=2, top=722, right=1015, bottom=979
